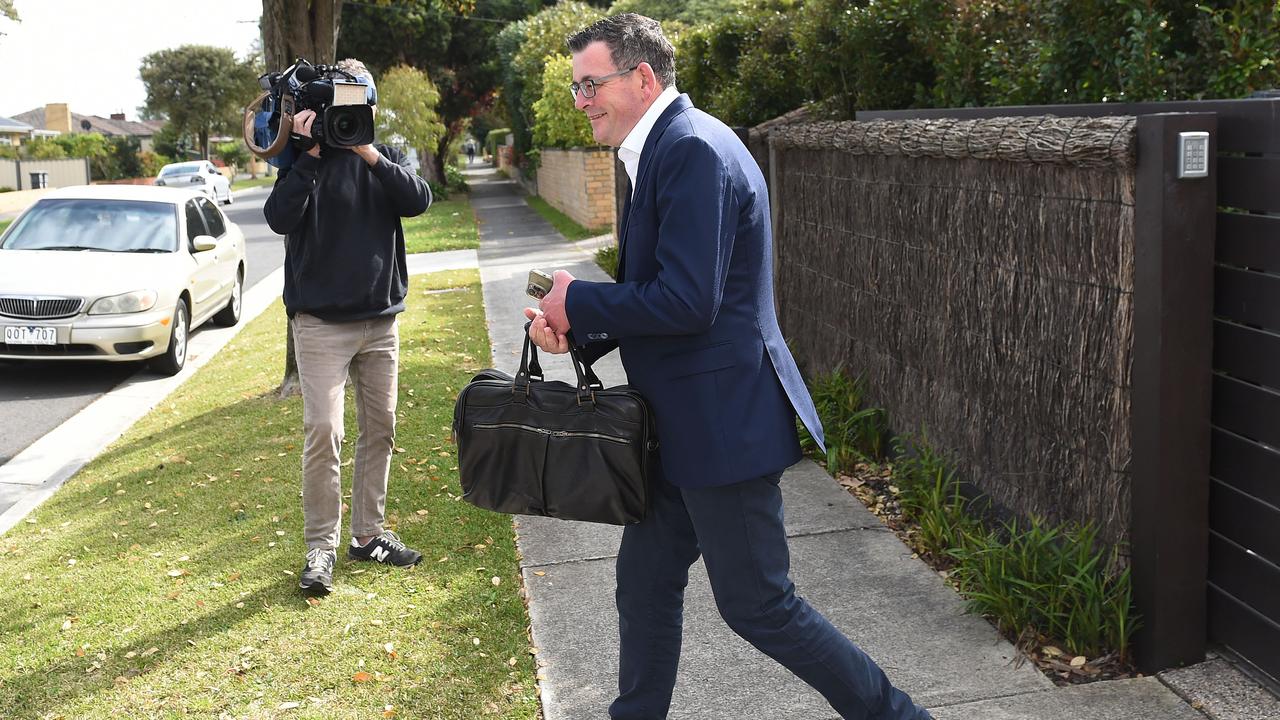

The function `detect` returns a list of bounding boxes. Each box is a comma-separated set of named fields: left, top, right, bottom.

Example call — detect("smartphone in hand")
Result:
left=526, top=269, right=553, bottom=299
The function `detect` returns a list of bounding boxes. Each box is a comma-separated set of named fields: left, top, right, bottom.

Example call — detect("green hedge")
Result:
left=674, top=0, right=1280, bottom=126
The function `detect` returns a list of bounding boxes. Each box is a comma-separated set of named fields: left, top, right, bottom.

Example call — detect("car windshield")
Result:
left=0, top=198, right=178, bottom=253
left=160, top=164, right=202, bottom=177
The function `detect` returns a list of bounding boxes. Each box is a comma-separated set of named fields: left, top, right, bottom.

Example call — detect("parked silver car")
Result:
left=154, top=160, right=233, bottom=205
left=0, top=185, right=247, bottom=375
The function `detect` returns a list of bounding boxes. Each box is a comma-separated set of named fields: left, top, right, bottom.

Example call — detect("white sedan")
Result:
left=0, top=185, right=247, bottom=375
left=154, top=160, right=233, bottom=205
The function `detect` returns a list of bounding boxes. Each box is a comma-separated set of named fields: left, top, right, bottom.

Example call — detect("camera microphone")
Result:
left=294, top=63, right=318, bottom=82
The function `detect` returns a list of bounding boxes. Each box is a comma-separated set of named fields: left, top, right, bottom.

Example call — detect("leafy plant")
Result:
left=595, top=243, right=619, bottom=278
left=950, top=517, right=1137, bottom=660
left=533, top=54, right=596, bottom=148
left=802, top=367, right=891, bottom=473
left=377, top=64, right=447, bottom=166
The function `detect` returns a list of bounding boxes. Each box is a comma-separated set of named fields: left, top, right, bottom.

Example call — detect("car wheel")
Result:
left=150, top=299, right=189, bottom=376
left=213, top=269, right=243, bottom=326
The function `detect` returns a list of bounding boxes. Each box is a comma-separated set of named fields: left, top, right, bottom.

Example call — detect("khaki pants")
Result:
left=293, top=313, right=399, bottom=550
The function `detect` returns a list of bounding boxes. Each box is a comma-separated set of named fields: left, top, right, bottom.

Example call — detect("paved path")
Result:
left=463, top=164, right=1224, bottom=720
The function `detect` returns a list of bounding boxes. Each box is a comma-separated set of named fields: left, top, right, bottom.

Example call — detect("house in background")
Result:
left=10, top=104, right=164, bottom=152
left=0, top=116, right=34, bottom=146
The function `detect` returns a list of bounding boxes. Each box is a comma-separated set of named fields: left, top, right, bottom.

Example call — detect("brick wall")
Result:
left=537, top=148, right=615, bottom=231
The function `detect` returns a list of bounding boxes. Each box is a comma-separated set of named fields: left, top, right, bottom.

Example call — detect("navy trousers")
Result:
left=609, top=471, right=932, bottom=720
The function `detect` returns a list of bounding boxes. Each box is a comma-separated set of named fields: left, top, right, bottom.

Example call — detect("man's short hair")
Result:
left=567, top=13, right=676, bottom=89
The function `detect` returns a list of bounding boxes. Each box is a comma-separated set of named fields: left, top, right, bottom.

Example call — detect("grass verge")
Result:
left=0, top=269, right=538, bottom=720
left=525, top=196, right=607, bottom=242
left=405, top=198, right=479, bottom=254
left=231, top=177, right=277, bottom=191
left=0, top=219, right=10, bottom=234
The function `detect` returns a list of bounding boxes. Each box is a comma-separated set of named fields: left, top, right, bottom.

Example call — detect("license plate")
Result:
left=4, top=325, right=57, bottom=345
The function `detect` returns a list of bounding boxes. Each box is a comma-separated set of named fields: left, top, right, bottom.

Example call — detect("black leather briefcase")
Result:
left=452, top=330, right=655, bottom=525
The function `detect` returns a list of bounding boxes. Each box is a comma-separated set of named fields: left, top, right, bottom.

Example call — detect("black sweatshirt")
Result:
left=263, top=144, right=431, bottom=321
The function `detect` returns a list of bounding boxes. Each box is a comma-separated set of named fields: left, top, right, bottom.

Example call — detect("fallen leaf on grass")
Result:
left=383, top=642, right=397, bottom=659
left=167, top=569, right=188, bottom=578
left=278, top=701, right=300, bottom=710
left=352, top=671, right=373, bottom=683
left=382, top=706, right=397, bottom=718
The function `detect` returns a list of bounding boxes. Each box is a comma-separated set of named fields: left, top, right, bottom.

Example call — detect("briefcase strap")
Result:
left=517, top=323, right=604, bottom=405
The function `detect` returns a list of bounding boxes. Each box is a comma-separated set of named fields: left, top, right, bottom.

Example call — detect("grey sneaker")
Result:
left=348, top=530, right=422, bottom=567
left=299, top=547, right=336, bottom=595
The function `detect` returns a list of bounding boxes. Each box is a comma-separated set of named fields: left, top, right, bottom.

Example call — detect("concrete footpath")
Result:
left=464, top=164, right=1277, bottom=720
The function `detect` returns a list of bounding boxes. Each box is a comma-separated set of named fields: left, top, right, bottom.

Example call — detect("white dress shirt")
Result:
left=617, top=86, right=680, bottom=198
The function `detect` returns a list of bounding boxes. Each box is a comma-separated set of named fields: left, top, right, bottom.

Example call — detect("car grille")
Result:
left=0, top=343, right=102, bottom=357
left=0, top=296, right=83, bottom=319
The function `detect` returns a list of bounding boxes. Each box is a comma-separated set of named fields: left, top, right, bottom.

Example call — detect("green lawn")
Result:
left=524, top=196, right=609, bottom=242
left=231, top=176, right=277, bottom=191
left=404, top=198, right=479, bottom=254
left=0, top=269, right=538, bottom=720
left=0, top=219, right=10, bottom=235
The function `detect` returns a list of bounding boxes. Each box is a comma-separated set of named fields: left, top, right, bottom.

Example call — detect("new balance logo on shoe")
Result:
left=348, top=530, right=423, bottom=567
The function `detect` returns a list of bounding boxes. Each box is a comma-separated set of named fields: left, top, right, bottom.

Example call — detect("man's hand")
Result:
left=352, top=144, right=380, bottom=167
left=292, top=109, right=321, bottom=158
left=539, top=269, right=575, bottom=335
left=524, top=308, right=569, bottom=354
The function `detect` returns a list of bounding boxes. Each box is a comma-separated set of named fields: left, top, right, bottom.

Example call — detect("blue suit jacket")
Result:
left=566, top=94, right=825, bottom=488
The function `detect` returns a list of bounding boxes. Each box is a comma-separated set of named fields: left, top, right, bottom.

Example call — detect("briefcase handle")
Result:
left=518, top=323, right=604, bottom=405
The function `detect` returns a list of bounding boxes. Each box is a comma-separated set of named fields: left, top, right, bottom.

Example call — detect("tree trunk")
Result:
left=261, top=0, right=343, bottom=68
left=261, top=0, right=345, bottom=397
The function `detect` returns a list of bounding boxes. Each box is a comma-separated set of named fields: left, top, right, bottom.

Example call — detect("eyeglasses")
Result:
left=569, top=65, right=639, bottom=99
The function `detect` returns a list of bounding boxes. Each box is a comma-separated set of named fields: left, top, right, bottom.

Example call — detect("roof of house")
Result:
left=0, top=115, right=33, bottom=133
left=11, top=108, right=161, bottom=137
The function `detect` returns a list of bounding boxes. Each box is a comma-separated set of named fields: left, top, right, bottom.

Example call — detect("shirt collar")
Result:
left=618, top=86, right=680, bottom=161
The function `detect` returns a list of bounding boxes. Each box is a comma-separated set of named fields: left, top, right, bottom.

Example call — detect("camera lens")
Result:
left=324, top=106, right=374, bottom=147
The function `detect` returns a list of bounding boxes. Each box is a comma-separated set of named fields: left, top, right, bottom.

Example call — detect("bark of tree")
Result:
left=260, top=0, right=345, bottom=398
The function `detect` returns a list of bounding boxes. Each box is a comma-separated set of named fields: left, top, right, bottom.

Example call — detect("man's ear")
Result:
left=638, top=62, right=661, bottom=97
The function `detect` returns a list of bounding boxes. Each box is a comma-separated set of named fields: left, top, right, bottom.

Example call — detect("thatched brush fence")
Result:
left=771, top=115, right=1138, bottom=545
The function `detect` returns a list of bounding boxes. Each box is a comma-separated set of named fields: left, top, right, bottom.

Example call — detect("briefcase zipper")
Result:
left=472, top=422, right=632, bottom=445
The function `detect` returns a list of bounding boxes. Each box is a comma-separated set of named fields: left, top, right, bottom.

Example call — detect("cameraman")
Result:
left=263, top=58, right=431, bottom=595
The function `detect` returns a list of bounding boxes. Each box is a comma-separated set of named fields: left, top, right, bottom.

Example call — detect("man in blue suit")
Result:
left=525, top=14, right=932, bottom=720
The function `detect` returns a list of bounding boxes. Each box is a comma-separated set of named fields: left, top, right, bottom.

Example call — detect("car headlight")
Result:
left=88, top=290, right=159, bottom=315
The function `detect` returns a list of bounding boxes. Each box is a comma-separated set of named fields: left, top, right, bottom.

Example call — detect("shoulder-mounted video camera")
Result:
left=242, top=58, right=378, bottom=169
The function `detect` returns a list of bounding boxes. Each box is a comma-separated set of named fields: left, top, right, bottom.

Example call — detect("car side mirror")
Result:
left=193, top=235, right=218, bottom=252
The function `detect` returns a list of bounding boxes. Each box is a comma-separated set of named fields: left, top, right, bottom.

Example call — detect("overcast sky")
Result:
left=0, top=0, right=262, bottom=121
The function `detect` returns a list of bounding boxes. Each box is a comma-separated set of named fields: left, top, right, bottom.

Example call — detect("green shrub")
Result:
left=533, top=54, right=596, bottom=148
left=214, top=140, right=250, bottom=172
left=0, top=186, right=14, bottom=193
left=497, top=2, right=606, bottom=156
left=428, top=179, right=449, bottom=201
left=595, top=243, right=619, bottom=279
left=802, top=367, right=891, bottom=473
left=485, top=128, right=510, bottom=159
left=676, top=0, right=808, bottom=126
left=445, top=164, right=467, bottom=194
left=1191, top=0, right=1280, bottom=99
left=137, top=150, right=169, bottom=178
left=950, top=518, right=1137, bottom=659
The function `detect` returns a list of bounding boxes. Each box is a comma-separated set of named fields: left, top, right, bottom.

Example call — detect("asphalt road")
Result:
left=0, top=187, right=284, bottom=466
